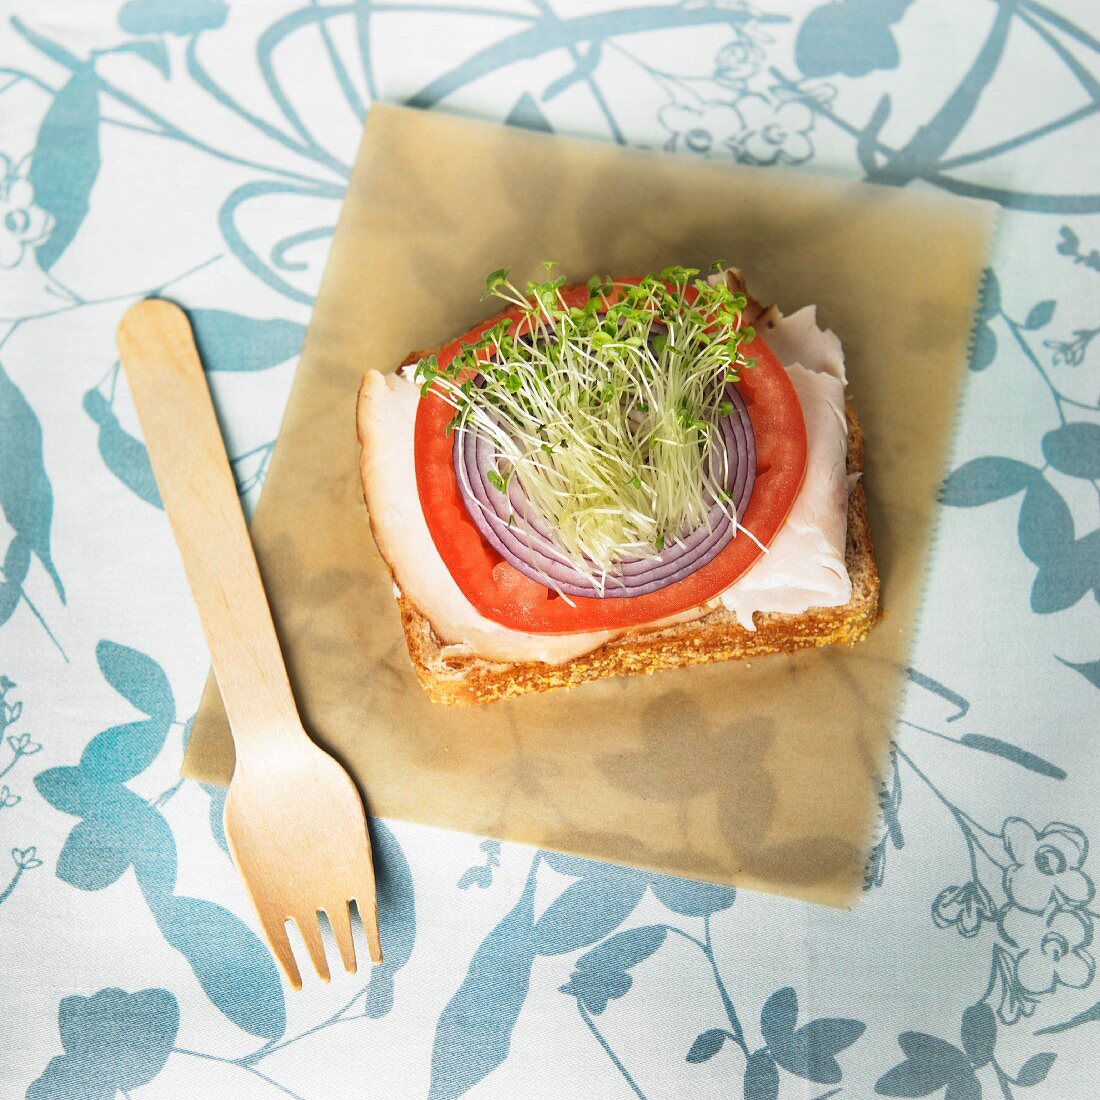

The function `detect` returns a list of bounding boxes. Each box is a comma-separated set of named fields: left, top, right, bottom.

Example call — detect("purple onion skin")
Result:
left=453, top=384, right=757, bottom=599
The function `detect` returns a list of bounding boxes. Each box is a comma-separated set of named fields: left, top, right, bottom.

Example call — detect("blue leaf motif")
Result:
left=153, top=894, right=286, bottom=1040
left=1031, top=530, right=1096, bottom=614
left=0, top=535, right=30, bottom=628
left=0, top=584, right=18, bottom=629
left=575, top=924, right=666, bottom=974
left=188, top=309, right=307, bottom=372
left=83, top=390, right=162, bottom=508
left=80, top=718, right=172, bottom=782
left=795, top=0, right=911, bottom=78
left=1018, top=478, right=1073, bottom=567
left=429, top=872, right=537, bottom=1100
left=0, top=363, right=64, bottom=602
left=1023, top=300, right=1056, bottom=330
left=34, top=765, right=104, bottom=817
left=745, top=1049, right=780, bottom=1100
left=1042, top=422, right=1100, bottom=480
left=957, top=734, right=1066, bottom=779
left=940, top=457, right=1034, bottom=507
left=364, top=818, right=417, bottom=1019
left=116, top=797, right=178, bottom=897
left=968, top=322, right=998, bottom=371
left=876, top=1032, right=974, bottom=1097
left=532, top=873, right=646, bottom=955
left=686, top=1028, right=730, bottom=1063
left=1015, top=1052, right=1055, bottom=1086
left=947, top=1078, right=981, bottom=1100
left=56, top=816, right=132, bottom=892
left=561, top=925, right=666, bottom=1014
left=55, top=788, right=176, bottom=896
left=118, top=0, right=228, bottom=35
left=95, top=640, right=174, bottom=721
left=649, top=874, right=735, bottom=916
left=777, top=1017, right=866, bottom=1084
left=960, top=1003, right=995, bottom=1068
left=28, top=63, right=101, bottom=270
left=976, top=269, right=1000, bottom=320
left=1056, top=656, right=1100, bottom=690
left=25, top=1054, right=96, bottom=1100
left=760, top=987, right=799, bottom=1050
left=28, top=987, right=179, bottom=1100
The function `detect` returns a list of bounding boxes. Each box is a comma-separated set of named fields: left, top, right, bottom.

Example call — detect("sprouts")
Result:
left=415, top=263, right=756, bottom=588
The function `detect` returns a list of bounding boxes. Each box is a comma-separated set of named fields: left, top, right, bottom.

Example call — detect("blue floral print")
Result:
left=660, top=100, right=748, bottom=157
left=27, top=988, right=179, bottom=1100
left=933, top=880, right=999, bottom=939
left=1001, top=907, right=1095, bottom=997
left=734, top=94, right=816, bottom=165
left=1003, top=819, right=1094, bottom=915
left=0, top=0, right=1097, bottom=1096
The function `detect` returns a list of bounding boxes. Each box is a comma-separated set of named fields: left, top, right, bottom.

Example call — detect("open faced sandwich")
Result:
left=357, top=265, right=878, bottom=704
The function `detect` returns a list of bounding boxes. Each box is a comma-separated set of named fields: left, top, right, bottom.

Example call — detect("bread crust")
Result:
left=357, top=297, right=879, bottom=705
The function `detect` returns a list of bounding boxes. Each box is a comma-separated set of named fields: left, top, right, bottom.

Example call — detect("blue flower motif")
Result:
left=734, top=96, right=816, bottom=166
left=1000, top=906, right=1095, bottom=995
left=28, top=988, right=179, bottom=1100
left=795, top=0, right=911, bottom=79
left=118, top=0, right=228, bottom=37
left=659, top=101, right=745, bottom=158
left=1002, top=818, right=1094, bottom=914
left=714, top=35, right=763, bottom=89
left=0, top=158, right=69, bottom=322
left=8, top=730, right=42, bottom=755
left=932, top=881, right=997, bottom=938
left=1045, top=328, right=1099, bottom=367
left=0, top=162, right=54, bottom=269
left=12, top=845, right=43, bottom=870
left=988, top=944, right=1039, bottom=1025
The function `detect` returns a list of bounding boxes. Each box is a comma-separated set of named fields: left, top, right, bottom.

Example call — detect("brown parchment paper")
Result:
left=183, top=104, right=994, bottom=906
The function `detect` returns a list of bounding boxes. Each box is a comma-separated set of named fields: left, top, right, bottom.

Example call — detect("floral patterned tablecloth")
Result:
left=1, top=2, right=1099, bottom=1098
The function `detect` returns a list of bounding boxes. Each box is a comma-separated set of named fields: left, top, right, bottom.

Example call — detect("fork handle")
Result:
left=117, top=299, right=300, bottom=762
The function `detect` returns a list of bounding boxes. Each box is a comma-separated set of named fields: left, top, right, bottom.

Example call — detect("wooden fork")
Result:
left=117, top=298, right=382, bottom=988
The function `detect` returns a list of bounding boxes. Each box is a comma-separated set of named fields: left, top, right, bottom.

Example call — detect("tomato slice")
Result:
left=413, top=283, right=807, bottom=634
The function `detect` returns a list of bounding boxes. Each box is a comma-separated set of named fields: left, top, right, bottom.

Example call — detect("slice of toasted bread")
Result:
left=387, top=403, right=877, bottom=706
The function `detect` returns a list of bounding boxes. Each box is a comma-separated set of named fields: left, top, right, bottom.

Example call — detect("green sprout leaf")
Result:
left=483, top=268, right=509, bottom=297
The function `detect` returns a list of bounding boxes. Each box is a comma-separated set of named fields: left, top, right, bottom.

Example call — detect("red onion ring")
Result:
left=453, top=384, right=756, bottom=598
